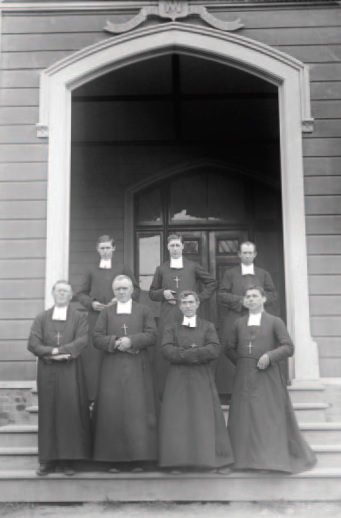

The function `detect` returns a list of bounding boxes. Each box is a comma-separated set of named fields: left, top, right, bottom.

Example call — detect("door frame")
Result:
left=39, top=23, right=319, bottom=382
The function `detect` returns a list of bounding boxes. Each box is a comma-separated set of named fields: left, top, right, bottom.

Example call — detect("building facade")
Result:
left=0, top=0, right=341, bottom=392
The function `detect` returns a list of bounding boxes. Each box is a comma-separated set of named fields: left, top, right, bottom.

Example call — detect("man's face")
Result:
left=244, top=289, right=266, bottom=312
left=179, top=295, right=199, bottom=318
left=53, top=283, right=72, bottom=307
left=113, top=279, right=133, bottom=303
left=239, top=244, right=257, bottom=266
left=96, top=241, right=115, bottom=260
left=167, top=239, right=184, bottom=259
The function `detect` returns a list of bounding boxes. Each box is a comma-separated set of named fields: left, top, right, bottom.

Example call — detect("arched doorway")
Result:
left=40, top=23, right=319, bottom=382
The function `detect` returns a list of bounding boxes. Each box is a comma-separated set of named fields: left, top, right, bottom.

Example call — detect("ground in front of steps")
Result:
left=1, top=502, right=341, bottom=517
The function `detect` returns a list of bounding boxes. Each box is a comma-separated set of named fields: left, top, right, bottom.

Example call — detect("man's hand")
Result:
left=257, top=354, right=270, bottom=370
left=164, top=289, right=177, bottom=305
left=92, top=301, right=106, bottom=311
left=117, top=336, right=132, bottom=352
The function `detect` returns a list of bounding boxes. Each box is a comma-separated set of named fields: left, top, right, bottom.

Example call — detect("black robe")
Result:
left=92, top=301, right=158, bottom=462
left=27, top=307, right=91, bottom=463
left=217, top=265, right=278, bottom=395
left=149, top=258, right=217, bottom=398
left=75, top=262, right=140, bottom=400
left=226, top=312, right=316, bottom=473
left=159, top=318, right=234, bottom=469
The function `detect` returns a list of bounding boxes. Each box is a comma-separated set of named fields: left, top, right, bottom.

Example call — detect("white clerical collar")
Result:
left=52, top=306, right=68, bottom=321
left=170, top=257, right=183, bottom=269
left=99, top=259, right=112, bottom=269
left=241, top=263, right=255, bottom=275
left=182, top=315, right=197, bottom=328
left=116, top=299, right=132, bottom=314
left=248, top=312, right=262, bottom=326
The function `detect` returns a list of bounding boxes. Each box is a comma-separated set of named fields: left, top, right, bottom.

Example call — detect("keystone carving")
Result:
left=104, top=1, right=244, bottom=34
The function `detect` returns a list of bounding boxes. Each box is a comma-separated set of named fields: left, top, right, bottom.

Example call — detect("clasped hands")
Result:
left=164, top=289, right=177, bottom=305
left=114, top=336, right=137, bottom=354
left=257, top=354, right=270, bottom=370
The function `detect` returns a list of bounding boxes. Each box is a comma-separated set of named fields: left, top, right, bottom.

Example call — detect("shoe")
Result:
left=36, top=462, right=55, bottom=476
left=131, top=467, right=144, bottom=473
left=108, top=467, right=120, bottom=473
left=61, top=462, right=75, bottom=476
left=216, top=467, right=231, bottom=475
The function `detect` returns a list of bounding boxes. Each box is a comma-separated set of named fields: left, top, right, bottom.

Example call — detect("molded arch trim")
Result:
left=40, top=22, right=319, bottom=381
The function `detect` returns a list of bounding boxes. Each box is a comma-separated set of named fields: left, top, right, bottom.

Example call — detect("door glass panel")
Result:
left=217, top=239, right=239, bottom=255
left=208, top=174, right=246, bottom=223
left=138, top=234, right=161, bottom=291
left=170, top=175, right=207, bottom=223
left=136, top=187, right=162, bottom=225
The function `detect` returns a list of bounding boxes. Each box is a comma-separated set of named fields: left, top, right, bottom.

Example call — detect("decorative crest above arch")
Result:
left=104, top=0, right=244, bottom=34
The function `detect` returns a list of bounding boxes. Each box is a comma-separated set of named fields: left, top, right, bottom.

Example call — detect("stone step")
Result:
left=300, top=423, right=341, bottom=444
left=0, top=447, right=38, bottom=470
left=0, top=425, right=38, bottom=448
left=1, top=442, right=340, bottom=470
left=0, top=467, right=341, bottom=502
left=288, top=383, right=326, bottom=404
left=221, top=403, right=329, bottom=424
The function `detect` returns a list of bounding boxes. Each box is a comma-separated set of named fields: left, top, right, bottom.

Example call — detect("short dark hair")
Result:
left=97, top=235, right=115, bottom=246
left=178, top=290, right=200, bottom=304
left=245, top=286, right=266, bottom=298
left=239, top=241, right=257, bottom=253
left=167, top=233, right=183, bottom=244
left=52, top=280, right=72, bottom=292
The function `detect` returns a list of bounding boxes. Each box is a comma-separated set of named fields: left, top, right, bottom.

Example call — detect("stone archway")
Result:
left=38, top=22, right=319, bottom=382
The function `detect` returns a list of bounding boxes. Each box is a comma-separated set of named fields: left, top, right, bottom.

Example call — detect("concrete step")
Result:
left=0, top=425, right=38, bottom=447
left=222, top=403, right=329, bottom=424
left=0, top=467, right=341, bottom=502
left=0, top=441, right=340, bottom=470
left=300, top=423, right=341, bottom=444
left=312, top=445, right=341, bottom=468
left=288, top=383, right=326, bottom=404
left=0, top=447, right=37, bottom=470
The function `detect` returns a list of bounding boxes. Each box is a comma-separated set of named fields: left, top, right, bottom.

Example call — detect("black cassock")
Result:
left=159, top=318, right=234, bottom=469
left=93, top=302, right=158, bottom=462
left=149, top=258, right=217, bottom=398
left=27, top=307, right=91, bottom=462
left=226, top=312, right=316, bottom=473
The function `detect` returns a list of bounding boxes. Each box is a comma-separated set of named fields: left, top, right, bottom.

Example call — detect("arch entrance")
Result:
left=40, top=23, right=319, bottom=382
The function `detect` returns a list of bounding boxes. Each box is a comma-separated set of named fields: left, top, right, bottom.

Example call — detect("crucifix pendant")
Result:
left=122, top=323, right=128, bottom=336
left=56, top=332, right=61, bottom=346
left=174, top=276, right=180, bottom=288
left=248, top=342, right=252, bottom=354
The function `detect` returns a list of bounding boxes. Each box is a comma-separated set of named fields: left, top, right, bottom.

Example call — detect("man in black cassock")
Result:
left=217, top=241, right=278, bottom=396
left=75, top=234, right=140, bottom=402
left=93, top=275, right=158, bottom=471
left=226, top=286, right=316, bottom=473
left=149, top=233, right=217, bottom=398
left=159, top=290, right=234, bottom=472
left=27, top=280, right=91, bottom=476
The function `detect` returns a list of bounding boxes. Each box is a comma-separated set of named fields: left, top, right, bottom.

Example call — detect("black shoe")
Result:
left=60, top=462, right=75, bottom=476
left=36, top=462, right=55, bottom=476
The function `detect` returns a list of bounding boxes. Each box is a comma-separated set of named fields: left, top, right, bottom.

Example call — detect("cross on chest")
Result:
left=248, top=342, right=253, bottom=354
left=173, top=276, right=180, bottom=288
left=56, top=332, right=61, bottom=346
left=122, top=323, right=128, bottom=336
